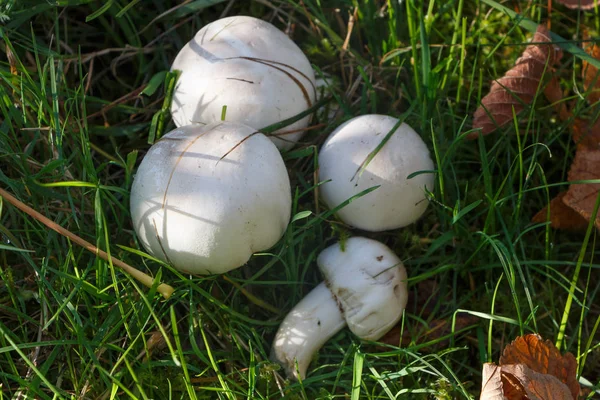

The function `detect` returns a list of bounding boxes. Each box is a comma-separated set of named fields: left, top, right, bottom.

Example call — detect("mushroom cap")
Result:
left=317, top=237, right=408, bottom=340
left=170, top=16, right=316, bottom=151
left=318, top=114, right=435, bottom=232
left=130, top=122, right=292, bottom=275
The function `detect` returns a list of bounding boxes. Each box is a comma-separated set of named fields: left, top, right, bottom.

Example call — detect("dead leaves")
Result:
left=480, top=334, right=580, bottom=400
left=564, top=146, right=600, bottom=229
left=472, top=23, right=600, bottom=231
left=581, top=43, right=600, bottom=104
left=556, top=0, right=600, bottom=10
left=471, top=25, right=563, bottom=138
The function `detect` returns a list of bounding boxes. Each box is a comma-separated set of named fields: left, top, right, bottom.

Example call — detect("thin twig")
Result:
left=0, top=187, right=174, bottom=299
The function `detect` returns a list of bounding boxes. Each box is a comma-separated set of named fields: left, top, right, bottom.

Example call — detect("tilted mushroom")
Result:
left=170, top=16, right=316, bottom=150
left=271, top=237, right=408, bottom=380
left=318, top=114, right=435, bottom=231
left=130, top=122, right=291, bottom=275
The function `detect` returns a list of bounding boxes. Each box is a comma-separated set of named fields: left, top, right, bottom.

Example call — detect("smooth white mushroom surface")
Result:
left=318, top=114, right=435, bottom=232
left=170, top=15, right=316, bottom=151
left=271, top=237, right=408, bottom=380
left=130, top=122, right=291, bottom=275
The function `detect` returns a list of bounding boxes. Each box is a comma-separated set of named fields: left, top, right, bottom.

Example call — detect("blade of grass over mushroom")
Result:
left=0, top=187, right=174, bottom=299
left=351, top=104, right=416, bottom=181
left=259, top=95, right=331, bottom=135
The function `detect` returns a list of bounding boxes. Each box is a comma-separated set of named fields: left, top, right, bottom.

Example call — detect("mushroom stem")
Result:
left=271, top=281, right=346, bottom=380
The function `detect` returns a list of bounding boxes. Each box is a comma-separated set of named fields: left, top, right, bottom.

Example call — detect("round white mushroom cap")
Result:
left=130, top=122, right=292, bottom=275
left=271, top=236, right=408, bottom=380
left=170, top=16, right=316, bottom=151
left=317, top=237, right=408, bottom=340
left=318, top=114, right=435, bottom=231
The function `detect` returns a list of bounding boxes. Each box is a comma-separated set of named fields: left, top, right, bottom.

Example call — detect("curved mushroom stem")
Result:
left=271, top=281, right=346, bottom=380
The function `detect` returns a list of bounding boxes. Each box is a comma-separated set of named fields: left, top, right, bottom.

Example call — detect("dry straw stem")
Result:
left=0, top=187, right=174, bottom=299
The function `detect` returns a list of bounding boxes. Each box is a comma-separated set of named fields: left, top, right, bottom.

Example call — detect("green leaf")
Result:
left=291, top=210, right=312, bottom=223
left=85, top=0, right=114, bottom=22
left=140, top=71, right=168, bottom=97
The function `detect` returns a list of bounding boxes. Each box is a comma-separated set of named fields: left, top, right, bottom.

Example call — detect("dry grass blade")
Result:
left=470, top=25, right=563, bottom=138
left=556, top=0, right=600, bottom=10
left=0, top=187, right=174, bottom=299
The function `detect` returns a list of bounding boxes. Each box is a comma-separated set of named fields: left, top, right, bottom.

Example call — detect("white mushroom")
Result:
left=271, top=237, right=408, bottom=380
left=170, top=16, right=316, bottom=151
left=318, top=114, right=435, bottom=232
left=130, top=122, right=291, bottom=275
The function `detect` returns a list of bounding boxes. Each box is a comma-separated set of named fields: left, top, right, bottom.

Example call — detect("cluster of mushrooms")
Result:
left=129, top=16, right=435, bottom=381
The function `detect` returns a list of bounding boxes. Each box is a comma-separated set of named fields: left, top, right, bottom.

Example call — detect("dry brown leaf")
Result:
left=582, top=43, right=600, bottom=104
left=556, top=0, right=600, bottom=10
left=564, top=146, right=600, bottom=230
left=572, top=117, right=600, bottom=149
left=481, top=363, right=506, bottom=400
left=470, top=25, right=563, bottom=138
left=532, top=192, right=590, bottom=231
left=481, top=363, right=575, bottom=400
left=499, top=334, right=580, bottom=399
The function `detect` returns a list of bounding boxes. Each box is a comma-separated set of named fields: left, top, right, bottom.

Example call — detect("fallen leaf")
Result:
left=471, top=25, right=563, bottom=138
left=532, top=192, right=590, bottom=231
left=556, top=0, right=600, bottom=10
left=499, top=334, right=580, bottom=399
left=480, top=363, right=506, bottom=400
left=572, top=117, right=600, bottom=149
left=484, top=363, right=575, bottom=400
left=564, top=146, right=600, bottom=230
left=582, top=43, right=600, bottom=104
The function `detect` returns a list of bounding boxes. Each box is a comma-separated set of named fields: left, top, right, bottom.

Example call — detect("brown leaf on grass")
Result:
left=556, top=0, right=600, bottom=10
left=481, top=363, right=574, bottom=400
left=481, top=364, right=506, bottom=400
left=572, top=117, right=600, bottom=148
left=564, top=146, right=600, bottom=230
left=470, top=25, right=563, bottom=138
left=499, top=334, right=580, bottom=399
left=582, top=43, right=600, bottom=104
left=532, top=192, right=590, bottom=231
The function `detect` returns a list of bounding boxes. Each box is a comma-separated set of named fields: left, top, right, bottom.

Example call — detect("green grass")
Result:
left=0, top=0, right=599, bottom=398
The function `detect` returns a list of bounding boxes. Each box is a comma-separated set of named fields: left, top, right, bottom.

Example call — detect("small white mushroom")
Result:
left=318, top=114, right=435, bottom=231
left=130, top=122, right=291, bottom=275
left=170, top=16, right=316, bottom=150
left=271, top=237, right=408, bottom=380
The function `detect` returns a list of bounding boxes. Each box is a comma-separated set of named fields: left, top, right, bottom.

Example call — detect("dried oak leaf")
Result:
left=564, top=146, right=600, bottom=230
left=481, top=363, right=574, bottom=400
left=499, top=334, right=580, bottom=399
left=532, top=191, right=590, bottom=231
left=582, top=43, right=600, bottom=104
left=471, top=25, right=563, bottom=138
left=556, top=0, right=600, bottom=10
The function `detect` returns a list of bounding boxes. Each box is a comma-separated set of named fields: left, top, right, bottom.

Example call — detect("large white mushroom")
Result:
left=130, top=122, right=291, bottom=275
left=170, top=16, right=316, bottom=150
left=318, top=114, right=435, bottom=232
left=271, top=237, right=408, bottom=380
